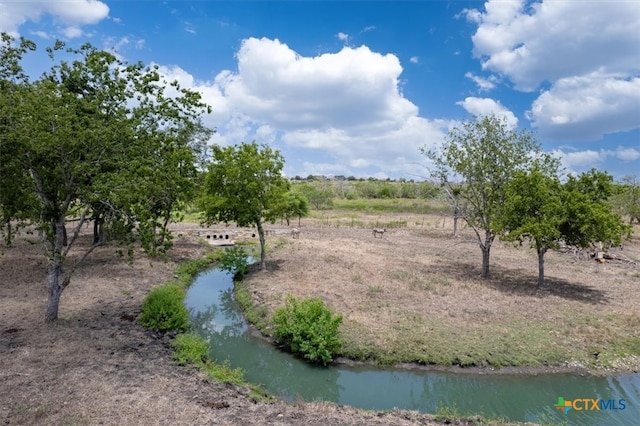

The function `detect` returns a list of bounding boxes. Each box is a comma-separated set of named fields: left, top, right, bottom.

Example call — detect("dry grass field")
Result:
left=246, top=211, right=640, bottom=372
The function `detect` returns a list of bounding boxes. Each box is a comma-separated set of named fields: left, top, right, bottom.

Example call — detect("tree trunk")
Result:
left=452, top=206, right=459, bottom=238
left=45, top=260, right=64, bottom=322
left=256, top=220, right=267, bottom=270
left=4, top=220, right=12, bottom=245
left=93, top=217, right=103, bottom=244
left=45, top=217, right=67, bottom=322
left=481, top=246, right=491, bottom=278
left=481, top=231, right=493, bottom=278
left=537, top=246, right=547, bottom=289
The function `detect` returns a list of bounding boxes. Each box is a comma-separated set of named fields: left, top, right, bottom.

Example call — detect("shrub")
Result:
left=171, top=333, right=209, bottom=366
left=140, top=283, right=190, bottom=332
left=272, top=296, right=343, bottom=365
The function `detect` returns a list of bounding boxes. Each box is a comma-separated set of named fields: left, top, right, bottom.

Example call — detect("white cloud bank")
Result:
left=465, top=0, right=640, bottom=141
left=0, top=0, right=109, bottom=38
left=552, top=146, right=640, bottom=174
left=160, top=37, right=450, bottom=178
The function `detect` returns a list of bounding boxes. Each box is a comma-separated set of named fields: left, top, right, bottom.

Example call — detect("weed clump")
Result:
left=272, top=296, right=342, bottom=365
left=140, top=283, right=189, bottom=332
left=171, top=333, right=209, bottom=365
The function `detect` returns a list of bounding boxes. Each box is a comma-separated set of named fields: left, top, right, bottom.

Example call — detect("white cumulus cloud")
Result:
left=467, top=0, right=639, bottom=91
left=529, top=73, right=640, bottom=140
left=155, top=37, right=451, bottom=178
left=464, top=72, right=497, bottom=92
left=465, top=0, right=640, bottom=142
left=0, top=0, right=109, bottom=37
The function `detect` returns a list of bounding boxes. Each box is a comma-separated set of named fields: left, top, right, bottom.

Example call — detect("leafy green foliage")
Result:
left=218, top=246, right=251, bottom=280
left=560, top=169, right=630, bottom=249
left=295, top=182, right=334, bottom=209
left=200, top=142, right=289, bottom=270
left=272, top=191, right=310, bottom=226
left=500, top=167, right=630, bottom=288
left=140, top=283, right=190, bottom=332
left=171, top=333, right=209, bottom=365
left=272, top=296, right=343, bottom=365
left=500, top=166, right=564, bottom=287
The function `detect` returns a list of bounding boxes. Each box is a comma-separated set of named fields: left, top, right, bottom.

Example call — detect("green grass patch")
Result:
left=234, top=279, right=270, bottom=332
left=171, top=333, right=209, bottom=365
left=340, top=316, right=579, bottom=368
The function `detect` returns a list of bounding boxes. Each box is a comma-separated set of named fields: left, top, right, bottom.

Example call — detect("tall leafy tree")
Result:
left=559, top=169, right=630, bottom=250
left=200, top=142, right=289, bottom=270
left=424, top=115, right=548, bottom=277
left=500, top=165, right=564, bottom=288
left=501, top=167, right=630, bottom=288
left=0, top=34, right=211, bottom=321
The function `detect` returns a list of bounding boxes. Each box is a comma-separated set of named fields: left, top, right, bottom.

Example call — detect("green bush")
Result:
left=171, top=333, right=209, bottom=366
left=272, top=296, right=343, bottom=365
left=140, top=283, right=190, bottom=332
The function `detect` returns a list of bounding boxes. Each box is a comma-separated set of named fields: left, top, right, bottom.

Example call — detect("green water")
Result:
left=185, top=268, right=640, bottom=425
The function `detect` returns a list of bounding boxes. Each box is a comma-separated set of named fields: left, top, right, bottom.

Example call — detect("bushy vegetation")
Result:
left=140, top=283, right=190, bottom=332
left=171, top=333, right=209, bottom=365
left=272, top=296, right=343, bottom=365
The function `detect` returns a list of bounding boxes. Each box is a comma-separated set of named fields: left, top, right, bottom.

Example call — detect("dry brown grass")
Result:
left=247, top=213, right=640, bottom=371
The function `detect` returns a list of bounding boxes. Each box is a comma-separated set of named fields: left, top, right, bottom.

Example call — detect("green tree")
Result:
left=559, top=169, right=630, bottom=250
left=0, top=34, right=211, bottom=321
left=500, top=166, right=564, bottom=288
left=200, top=142, right=289, bottom=270
left=424, top=115, right=550, bottom=278
left=297, top=182, right=333, bottom=209
left=501, top=167, right=630, bottom=288
left=275, top=191, right=310, bottom=226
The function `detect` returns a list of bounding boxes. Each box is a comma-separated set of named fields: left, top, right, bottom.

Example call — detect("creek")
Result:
left=184, top=268, right=640, bottom=425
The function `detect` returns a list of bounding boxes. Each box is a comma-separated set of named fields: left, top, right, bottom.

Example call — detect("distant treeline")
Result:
left=289, top=177, right=440, bottom=209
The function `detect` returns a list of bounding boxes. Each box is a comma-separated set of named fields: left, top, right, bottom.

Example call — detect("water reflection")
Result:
left=185, top=268, right=640, bottom=426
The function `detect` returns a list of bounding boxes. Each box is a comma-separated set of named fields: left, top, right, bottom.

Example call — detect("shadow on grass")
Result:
left=438, top=259, right=610, bottom=305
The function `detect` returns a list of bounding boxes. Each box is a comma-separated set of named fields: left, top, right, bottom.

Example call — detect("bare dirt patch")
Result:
left=1, top=231, right=459, bottom=425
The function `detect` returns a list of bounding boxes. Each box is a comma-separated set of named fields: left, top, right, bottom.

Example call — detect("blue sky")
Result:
left=2, top=0, right=639, bottom=180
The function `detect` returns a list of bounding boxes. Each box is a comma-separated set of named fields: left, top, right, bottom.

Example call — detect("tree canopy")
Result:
left=500, top=168, right=630, bottom=288
left=199, top=141, right=289, bottom=270
left=0, top=34, right=212, bottom=321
